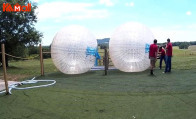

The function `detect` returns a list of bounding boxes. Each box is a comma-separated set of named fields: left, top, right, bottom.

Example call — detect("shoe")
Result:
left=162, top=72, right=166, bottom=73
left=150, top=70, right=153, bottom=75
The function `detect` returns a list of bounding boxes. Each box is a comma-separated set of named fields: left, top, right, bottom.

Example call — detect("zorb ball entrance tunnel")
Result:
left=109, top=22, right=154, bottom=72
left=51, top=25, right=98, bottom=74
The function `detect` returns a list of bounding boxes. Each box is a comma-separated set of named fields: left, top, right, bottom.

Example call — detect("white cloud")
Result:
left=125, top=2, right=134, bottom=7
left=63, top=9, right=108, bottom=20
left=36, top=2, right=109, bottom=21
left=99, top=0, right=114, bottom=6
left=33, top=0, right=39, bottom=3
left=187, top=24, right=196, bottom=29
left=186, top=11, right=192, bottom=15
left=151, top=26, right=196, bottom=43
left=95, top=31, right=111, bottom=39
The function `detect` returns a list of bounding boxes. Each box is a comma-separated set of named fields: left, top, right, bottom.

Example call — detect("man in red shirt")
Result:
left=149, top=39, right=158, bottom=75
left=164, top=38, right=172, bottom=73
left=158, top=46, right=166, bottom=69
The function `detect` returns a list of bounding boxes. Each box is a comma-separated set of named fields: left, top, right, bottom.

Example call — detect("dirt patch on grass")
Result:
left=0, top=74, right=28, bottom=81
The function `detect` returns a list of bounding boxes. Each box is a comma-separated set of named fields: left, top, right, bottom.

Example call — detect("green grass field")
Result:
left=0, top=46, right=196, bottom=119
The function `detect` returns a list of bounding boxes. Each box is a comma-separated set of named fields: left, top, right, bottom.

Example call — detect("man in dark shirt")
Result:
left=149, top=39, right=158, bottom=75
left=164, top=38, right=173, bottom=73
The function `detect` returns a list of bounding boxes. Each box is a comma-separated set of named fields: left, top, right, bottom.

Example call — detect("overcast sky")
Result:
left=34, top=0, right=196, bottom=45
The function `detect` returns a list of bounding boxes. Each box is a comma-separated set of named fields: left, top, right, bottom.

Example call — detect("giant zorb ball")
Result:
left=109, top=22, right=154, bottom=72
left=51, top=25, right=97, bottom=74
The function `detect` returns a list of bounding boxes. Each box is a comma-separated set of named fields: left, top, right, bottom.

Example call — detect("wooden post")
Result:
left=39, top=44, right=44, bottom=76
left=1, top=44, right=9, bottom=94
left=104, top=48, right=108, bottom=75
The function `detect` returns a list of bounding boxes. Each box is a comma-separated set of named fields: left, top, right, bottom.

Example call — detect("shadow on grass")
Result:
left=41, top=70, right=98, bottom=79
left=0, top=66, right=23, bottom=70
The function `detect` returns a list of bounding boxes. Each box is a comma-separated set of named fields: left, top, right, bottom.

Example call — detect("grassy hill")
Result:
left=0, top=45, right=196, bottom=119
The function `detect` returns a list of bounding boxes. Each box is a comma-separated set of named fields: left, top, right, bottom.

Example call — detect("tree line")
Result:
left=172, top=41, right=196, bottom=49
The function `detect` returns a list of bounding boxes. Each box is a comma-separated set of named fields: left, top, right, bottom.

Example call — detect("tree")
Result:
left=42, top=46, right=51, bottom=59
left=100, top=43, right=109, bottom=49
left=0, top=0, right=42, bottom=66
left=172, top=42, right=181, bottom=46
left=179, top=42, right=190, bottom=49
left=190, top=41, right=196, bottom=45
left=28, top=45, right=38, bottom=55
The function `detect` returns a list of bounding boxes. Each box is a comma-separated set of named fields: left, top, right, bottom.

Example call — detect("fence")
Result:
left=0, top=43, right=113, bottom=94
left=40, top=45, right=111, bottom=76
left=1, top=44, right=9, bottom=94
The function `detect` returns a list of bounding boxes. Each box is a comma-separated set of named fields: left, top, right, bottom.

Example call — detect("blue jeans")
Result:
left=159, top=56, right=166, bottom=69
left=165, top=56, right=172, bottom=72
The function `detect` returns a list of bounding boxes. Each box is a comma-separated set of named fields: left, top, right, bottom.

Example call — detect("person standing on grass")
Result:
left=159, top=46, right=166, bottom=69
left=164, top=38, right=173, bottom=73
left=149, top=39, right=158, bottom=75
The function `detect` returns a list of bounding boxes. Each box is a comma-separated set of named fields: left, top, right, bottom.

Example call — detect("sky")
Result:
left=33, top=0, right=196, bottom=45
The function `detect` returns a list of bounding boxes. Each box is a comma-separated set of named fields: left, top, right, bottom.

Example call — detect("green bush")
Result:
left=179, top=42, right=190, bottom=49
